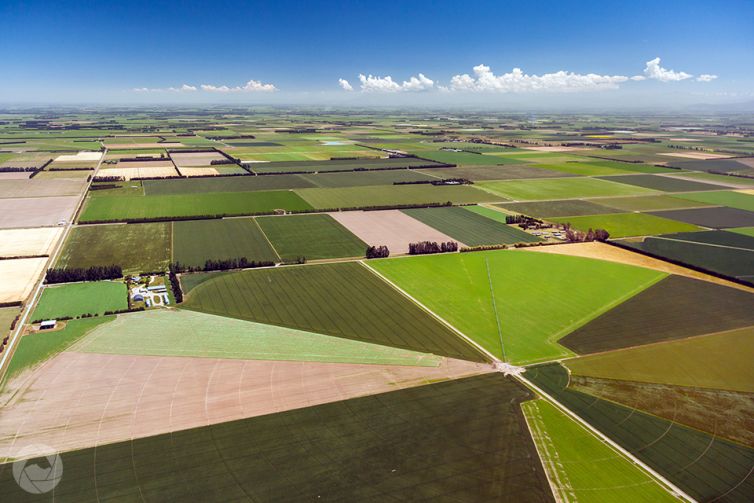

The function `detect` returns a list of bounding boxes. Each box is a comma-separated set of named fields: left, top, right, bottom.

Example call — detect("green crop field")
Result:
left=79, top=190, right=313, bottom=222
left=0, top=307, right=18, bottom=336
left=33, top=281, right=127, bottom=320
left=143, top=175, right=315, bottom=195
left=256, top=213, right=366, bottom=260
left=599, top=174, right=728, bottom=192
left=0, top=374, right=552, bottom=501
left=675, top=190, right=754, bottom=211
left=522, top=399, right=676, bottom=503
left=595, top=194, right=715, bottom=212
left=526, top=363, right=754, bottom=502
left=625, top=233, right=754, bottom=285
left=182, top=261, right=486, bottom=361
left=559, top=276, right=754, bottom=354
left=414, top=150, right=509, bottom=165
left=370, top=250, right=665, bottom=364
left=295, top=184, right=499, bottom=209
left=531, top=161, right=632, bottom=176
left=56, top=222, right=171, bottom=274
left=2, top=317, right=112, bottom=383
left=565, top=325, right=754, bottom=392
left=550, top=212, right=702, bottom=238
left=75, top=309, right=441, bottom=366
left=499, top=199, right=619, bottom=218
left=479, top=177, right=658, bottom=201
left=172, top=218, right=279, bottom=267
left=417, top=164, right=568, bottom=180
left=402, top=206, right=539, bottom=245
left=733, top=226, right=754, bottom=237
left=299, top=169, right=436, bottom=188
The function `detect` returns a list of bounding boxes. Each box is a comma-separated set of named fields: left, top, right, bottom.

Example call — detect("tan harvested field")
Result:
left=737, top=158, right=754, bottom=169
left=524, top=241, right=754, bottom=292
left=736, top=189, right=754, bottom=195
left=0, top=257, right=46, bottom=303
left=35, top=170, right=92, bottom=180
left=659, top=151, right=732, bottom=160
left=170, top=151, right=225, bottom=167
left=54, top=152, right=102, bottom=163
left=0, top=178, right=86, bottom=198
left=0, top=161, right=41, bottom=169
left=0, top=196, right=79, bottom=228
left=0, top=172, right=30, bottom=180
left=522, top=146, right=594, bottom=152
left=176, top=167, right=220, bottom=176
left=115, top=160, right=174, bottom=169
left=0, top=227, right=62, bottom=257
left=329, top=209, right=463, bottom=253
left=106, top=142, right=183, bottom=149
left=98, top=166, right=179, bottom=180
left=0, top=351, right=489, bottom=458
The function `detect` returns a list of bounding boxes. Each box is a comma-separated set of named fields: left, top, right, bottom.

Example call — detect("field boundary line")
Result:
left=359, top=260, right=499, bottom=363
left=521, top=400, right=568, bottom=503
left=251, top=217, right=282, bottom=262
left=516, top=373, right=696, bottom=503
left=650, top=236, right=754, bottom=253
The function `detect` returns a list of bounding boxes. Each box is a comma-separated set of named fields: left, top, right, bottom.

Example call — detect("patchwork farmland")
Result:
left=0, top=108, right=752, bottom=502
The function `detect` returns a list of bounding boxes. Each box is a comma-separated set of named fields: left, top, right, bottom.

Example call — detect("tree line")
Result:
left=408, top=241, right=458, bottom=255
left=45, top=265, right=123, bottom=284
left=366, top=245, right=390, bottom=259
left=170, top=257, right=275, bottom=273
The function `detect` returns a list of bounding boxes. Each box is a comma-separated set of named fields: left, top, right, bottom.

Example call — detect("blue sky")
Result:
left=1, top=0, right=752, bottom=107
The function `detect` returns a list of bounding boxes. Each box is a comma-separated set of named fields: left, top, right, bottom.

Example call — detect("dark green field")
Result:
left=182, top=262, right=486, bottom=361
left=417, top=164, right=571, bottom=181
left=499, top=199, right=619, bottom=218
left=172, top=218, right=279, bottom=267
left=56, top=223, right=171, bottom=273
left=559, top=276, right=754, bottom=354
left=144, top=175, right=315, bottom=195
left=295, top=184, right=499, bottom=209
left=299, top=169, right=436, bottom=188
left=256, top=214, right=367, bottom=260
left=249, top=156, right=444, bottom=173
left=79, top=190, right=313, bottom=222
left=598, top=174, right=727, bottom=192
left=526, top=363, right=754, bottom=503
left=0, top=374, right=552, bottom=502
left=402, top=206, right=539, bottom=245
left=649, top=206, right=754, bottom=228
left=623, top=232, right=754, bottom=284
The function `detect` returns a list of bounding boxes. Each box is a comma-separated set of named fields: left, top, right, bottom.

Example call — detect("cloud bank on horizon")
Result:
left=131, top=57, right=718, bottom=96
left=337, top=57, right=718, bottom=94
left=133, top=79, right=276, bottom=94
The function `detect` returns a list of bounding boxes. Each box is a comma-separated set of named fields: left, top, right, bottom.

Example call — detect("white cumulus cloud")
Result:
left=132, top=84, right=199, bottom=93
left=200, top=79, right=277, bottom=93
left=696, top=74, right=718, bottom=82
left=447, top=64, right=629, bottom=93
left=167, top=84, right=197, bottom=92
left=356, top=73, right=434, bottom=92
left=643, top=57, right=693, bottom=82
left=338, top=78, right=354, bottom=91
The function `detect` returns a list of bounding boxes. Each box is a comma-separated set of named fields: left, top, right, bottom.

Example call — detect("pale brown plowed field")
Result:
left=330, top=209, right=463, bottom=253
left=0, top=351, right=490, bottom=458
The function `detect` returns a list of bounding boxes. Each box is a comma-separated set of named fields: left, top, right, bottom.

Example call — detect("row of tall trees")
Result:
left=408, top=241, right=458, bottom=255
left=366, top=245, right=390, bottom=259
left=45, top=265, right=122, bottom=284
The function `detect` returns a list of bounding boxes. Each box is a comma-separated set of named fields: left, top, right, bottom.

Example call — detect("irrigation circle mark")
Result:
left=12, top=444, right=63, bottom=494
